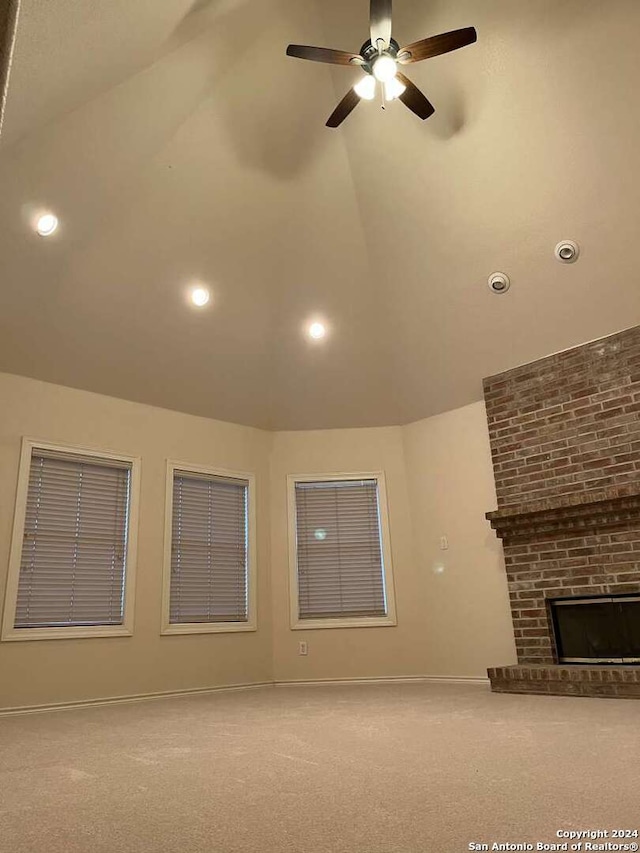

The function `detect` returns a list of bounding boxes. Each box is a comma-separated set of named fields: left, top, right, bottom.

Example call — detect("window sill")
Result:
left=161, top=622, right=257, bottom=636
left=291, top=616, right=397, bottom=631
left=1, top=625, right=133, bottom=642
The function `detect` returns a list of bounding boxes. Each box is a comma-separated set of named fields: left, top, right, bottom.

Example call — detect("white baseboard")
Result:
left=0, top=675, right=489, bottom=717
left=421, top=675, right=490, bottom=685
left=274, top=675, right=490, bottom=688
left=0, top=681, right=274, bottom=718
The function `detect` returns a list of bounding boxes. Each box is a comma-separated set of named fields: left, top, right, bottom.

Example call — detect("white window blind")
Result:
left=294, top=479, right=387, bottom=620
left=15, top=451, right=131, bottom=629
left=170, top=472, right=248, bottom=624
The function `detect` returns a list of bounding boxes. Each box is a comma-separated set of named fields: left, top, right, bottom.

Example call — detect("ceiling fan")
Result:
left=286, top=0, right=476, bottom=128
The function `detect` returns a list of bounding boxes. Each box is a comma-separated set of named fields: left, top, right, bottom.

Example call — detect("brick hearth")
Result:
left=488, top=664, right=640, bottom=699
left=484, top=326, right=640, bottom=698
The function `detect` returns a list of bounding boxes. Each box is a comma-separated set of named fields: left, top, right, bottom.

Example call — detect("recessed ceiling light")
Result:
left=190, top=286, right=210, bottom=307
left=308, top=322, right=327, bottom=340
left=36, top=213, right=58, bottom=237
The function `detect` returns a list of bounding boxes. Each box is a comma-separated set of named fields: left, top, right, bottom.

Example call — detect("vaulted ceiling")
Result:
left=1, top=0, right=639, bottom=430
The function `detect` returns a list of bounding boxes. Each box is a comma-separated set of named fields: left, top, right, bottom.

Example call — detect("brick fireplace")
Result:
left=484, top=326, right=640, bottom=698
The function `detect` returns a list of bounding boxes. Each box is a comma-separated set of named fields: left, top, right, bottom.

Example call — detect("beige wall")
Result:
left=269, top=426, right=421, bottom=682
left=0, top=374, right=515, bottom=709
left=0, top=372, right=273, bottom=710
left=402, top=402, right=517, bottom=676
left=269, top=404, right=516, bottom=683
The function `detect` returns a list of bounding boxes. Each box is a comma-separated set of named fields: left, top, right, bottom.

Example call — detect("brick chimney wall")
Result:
left=483, top=326, right=640, bottom=509
left=484, top=326, right=640, bottom=666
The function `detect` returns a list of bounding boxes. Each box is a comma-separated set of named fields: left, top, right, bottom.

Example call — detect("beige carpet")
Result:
left=0, top=682, right=638, bottom=853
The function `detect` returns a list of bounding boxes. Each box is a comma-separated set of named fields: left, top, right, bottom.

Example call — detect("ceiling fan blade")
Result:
left=370, top=0, right=392, bottom=50
left=396, top=72, right=435, bottom=120
left=286, top=45, right=363, bottom=66
left=326, top=89, right=361, bottom=128
left=397, top=27, right=477, bottom=64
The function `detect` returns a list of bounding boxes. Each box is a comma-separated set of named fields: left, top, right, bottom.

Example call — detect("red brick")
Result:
left=485, top=328, right=640, bottom=670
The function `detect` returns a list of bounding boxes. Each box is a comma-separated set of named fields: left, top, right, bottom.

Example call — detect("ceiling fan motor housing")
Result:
left=360, top=37, right=400, bottom=68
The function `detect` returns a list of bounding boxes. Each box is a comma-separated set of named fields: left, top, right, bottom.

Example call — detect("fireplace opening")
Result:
left=551, top=593, right=640, bottom=664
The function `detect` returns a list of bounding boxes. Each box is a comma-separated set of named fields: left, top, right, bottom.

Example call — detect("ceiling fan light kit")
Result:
left=286, top=1, right=476, bottom=128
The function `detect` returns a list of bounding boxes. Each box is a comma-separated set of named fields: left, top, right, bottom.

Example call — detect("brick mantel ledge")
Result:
left=486, top=483, right=640, bottom=542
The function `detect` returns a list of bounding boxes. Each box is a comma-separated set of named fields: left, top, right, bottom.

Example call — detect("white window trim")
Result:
left=161, top=460, right=257, bottom=636
left=1, top=437, right=141, bottom=642
left=287, top=471, right=397, bottom=631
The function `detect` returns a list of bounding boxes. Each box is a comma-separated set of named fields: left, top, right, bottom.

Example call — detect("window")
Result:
left=2, top=439, right=140, bottom=641
left=162, top=462, right=256, bottom=634
left=288, top=473, right=396, bottom=629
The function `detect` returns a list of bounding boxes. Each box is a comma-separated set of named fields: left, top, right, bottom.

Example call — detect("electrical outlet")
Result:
left=298, top=641, right=308, bottom=656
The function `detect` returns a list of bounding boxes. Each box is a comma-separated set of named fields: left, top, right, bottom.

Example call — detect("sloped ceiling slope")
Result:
left=0, top=0, right=19, bottom=134
left=0, top=0, right=639, bottom=430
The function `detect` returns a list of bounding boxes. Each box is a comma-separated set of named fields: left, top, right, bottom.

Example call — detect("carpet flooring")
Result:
left=0, top=682, right=638, bottom=853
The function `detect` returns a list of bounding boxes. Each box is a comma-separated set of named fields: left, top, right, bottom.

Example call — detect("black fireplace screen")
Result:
left=551, top=594, right=640, bottom=664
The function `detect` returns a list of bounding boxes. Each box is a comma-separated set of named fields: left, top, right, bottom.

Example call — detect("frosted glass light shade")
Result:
left=372, top=55, right=397, bottom=83
left=384, top=77, right=406, bottom=101
left=354, top=75, right=376, bottom=100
